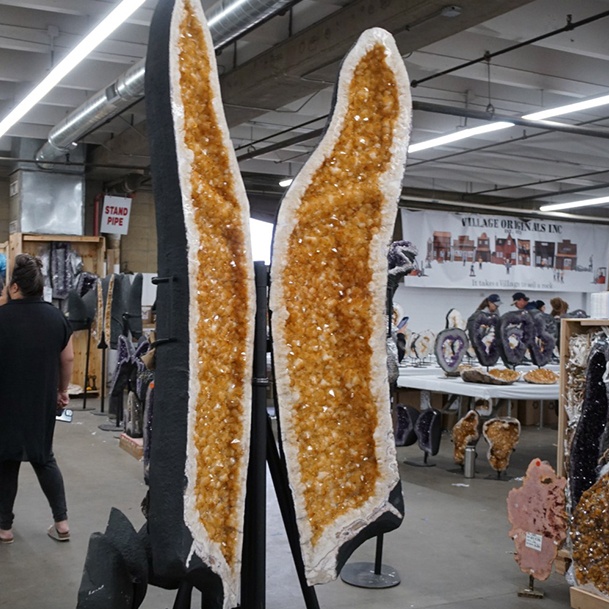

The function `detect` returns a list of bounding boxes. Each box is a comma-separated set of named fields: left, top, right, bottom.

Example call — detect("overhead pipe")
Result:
left=35, top=0, right=300, bottom=166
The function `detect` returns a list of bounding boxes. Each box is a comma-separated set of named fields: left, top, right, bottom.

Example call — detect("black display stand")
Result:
left=91, top=330, right=109, bottom=417
left=404, top=453, right=436, bottom=468
left=81, top=320, right=93, bottom=410
left=340, top=535, right=400, bottom=588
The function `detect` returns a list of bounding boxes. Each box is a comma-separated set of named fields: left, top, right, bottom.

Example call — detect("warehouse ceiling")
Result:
left=2, top=0, right=609, bottom=221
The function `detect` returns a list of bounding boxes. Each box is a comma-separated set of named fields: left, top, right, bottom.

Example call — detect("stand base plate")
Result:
left=98, top=423, right=123, bottom=433
left=404, top=460, right=436, bottom=468
left=90, top=410, right=109, bottom=417
left=485, top=472, right=512, bottom=481
left=340, top=562, right=400, bottom=589
left=518, top=587, right=543, bottom=599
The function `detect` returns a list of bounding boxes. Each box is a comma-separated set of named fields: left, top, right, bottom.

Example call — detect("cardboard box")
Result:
left=517, top=400, right=559, bottom=428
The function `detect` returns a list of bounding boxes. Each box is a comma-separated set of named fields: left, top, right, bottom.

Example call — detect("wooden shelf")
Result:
left=571, top=587, right=609, bottom=609
left=8, top=233, right=106, bottom=389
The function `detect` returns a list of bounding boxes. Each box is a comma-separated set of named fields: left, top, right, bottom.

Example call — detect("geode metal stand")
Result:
left=91, top=330, right=109, bottom=416
left=340, top=535, right=400, bottom=588
left=518, top=574, right=544, bottom=599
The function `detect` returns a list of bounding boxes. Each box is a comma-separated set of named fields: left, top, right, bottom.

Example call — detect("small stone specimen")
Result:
left=483, top=417, right=521, bottom=472
left=468, top=310, right=500, bottom=367
left=498, top=310, right=535, bottom=367
left=434, top=328, right=468, bottom=374
left=452, top=410, right=480, bottom=465
left=507, top=459, right=567, bottom=581
left=523, top=368, right=558, bottom=384
left=569, top=340, right=609, bottom=509
left=415, top=409, right=442, bottom=457
left=488, top=368, right=520, bottom=383
left=395, top=404, right=418, bottom=447
left=572, top=471, right=609, bottom=596
left=413, top=330, right=435, bottom=359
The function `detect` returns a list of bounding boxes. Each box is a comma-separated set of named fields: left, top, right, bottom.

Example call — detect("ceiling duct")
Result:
left=35, top=0, right=298, bottom=166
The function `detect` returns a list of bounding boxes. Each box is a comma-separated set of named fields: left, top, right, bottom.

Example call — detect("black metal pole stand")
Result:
left=340, top=534, right=400, bottom=589
left=81, top=320, right=93, bottom=410
left=172, top=580, right=195, bottom=609
left=266, top=416, right=321, bottom=609
left=91, top=331, right=108, bottom=416
left=340, top=280, right=401, bottom=589
left=241, top=262, right=269, bottom=609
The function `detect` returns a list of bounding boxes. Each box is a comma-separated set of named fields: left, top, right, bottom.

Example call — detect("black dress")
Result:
left=0, top=298, right=72, bottom=463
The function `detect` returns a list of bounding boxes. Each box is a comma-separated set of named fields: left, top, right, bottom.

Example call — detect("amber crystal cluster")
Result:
left=279, top=44, right=401, bottom=545
left=573, top=472, right=609, bottom=596
left=523, top=368, right=558, bottom=384
left=488, top=368, right=520, bottom=383
left=177, top=0, right=252, bottom=569
left=452, top=410, right=480, bottom=465
left=483, top=418, right=520, bottom=472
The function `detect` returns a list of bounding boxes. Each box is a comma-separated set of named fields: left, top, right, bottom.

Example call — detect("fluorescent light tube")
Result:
left=540, top=196, right=609, bottom=212
left=208, top=0, right=251, bottom=26
left=408, top=121, right=514, bottom=153
left=279, top=178, right=293, bottom=187
left=523, top=94, right=609, bottom=121
left=0, top=0, right=146, bottom=139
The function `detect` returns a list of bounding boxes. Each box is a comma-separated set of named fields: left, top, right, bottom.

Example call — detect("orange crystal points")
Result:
left=178, top=0, right=250, bottom=568
left=281, top=44, right=400, bottom=545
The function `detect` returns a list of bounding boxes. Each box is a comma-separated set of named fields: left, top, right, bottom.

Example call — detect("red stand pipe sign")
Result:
left=100, top=195, right=132, bottom=235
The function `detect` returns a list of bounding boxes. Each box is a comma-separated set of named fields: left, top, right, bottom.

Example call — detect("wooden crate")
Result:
left=555, top=547, right=572, bottom=576
left=8, top=233, right=106, bottom=389
left=571, top=587, right=609, bottom=609
left=119, top=433, right=144, bottom=460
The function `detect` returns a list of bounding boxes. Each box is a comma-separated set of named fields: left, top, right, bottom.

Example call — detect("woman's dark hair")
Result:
left=550, top=297, right=569, bottom=317
left=11, top=254, right=44, bottom=298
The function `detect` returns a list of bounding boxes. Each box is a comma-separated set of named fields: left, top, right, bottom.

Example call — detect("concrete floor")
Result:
left=0, top=400, right=571, bottom=609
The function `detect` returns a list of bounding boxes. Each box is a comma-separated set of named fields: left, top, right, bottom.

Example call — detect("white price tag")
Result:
left=525, top=532, right=543, bottom=552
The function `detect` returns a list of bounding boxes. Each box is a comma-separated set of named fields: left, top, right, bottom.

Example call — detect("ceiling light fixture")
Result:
left=0, top=0, right=146, bottom=140
left=408, top=121, right=514, bottom=153
left=539, top=196, right=609, bottom=212
left=278, top=178, right=293, bottom=187
left=410, top=93, right=609, bottom=154
left=523, top=94, right=609, bottom=121
left=440, top=5, right=462, bottom=18
left=208, top=0, right=251, bottom=26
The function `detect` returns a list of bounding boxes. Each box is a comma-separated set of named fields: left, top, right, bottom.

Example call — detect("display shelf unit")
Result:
left=8, top=233, right=106, bottom=390
left=557, top=318, right=609, bottom=609
left=556, top=318, right=609, bottom=477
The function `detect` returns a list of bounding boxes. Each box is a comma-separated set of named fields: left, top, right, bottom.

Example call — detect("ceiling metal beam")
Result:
left=220, top=0, right=537, bottom=127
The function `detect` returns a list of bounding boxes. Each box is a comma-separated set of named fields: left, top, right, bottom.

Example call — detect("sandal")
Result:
left=0, top=529, right=14, bottom=544
left=47, top=525, right=70, bottom=542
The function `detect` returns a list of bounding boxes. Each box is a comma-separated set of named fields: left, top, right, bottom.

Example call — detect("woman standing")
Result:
left=0, top=254, right=74, bottom=544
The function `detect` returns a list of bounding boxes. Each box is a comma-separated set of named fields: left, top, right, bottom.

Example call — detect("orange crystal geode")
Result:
left=270, top=27, right=411, bottom=586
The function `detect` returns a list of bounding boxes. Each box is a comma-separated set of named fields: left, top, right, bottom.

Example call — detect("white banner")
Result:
left=401, top=209, right=609, bottom=293
left=100, top=195, right=132, bottom=235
